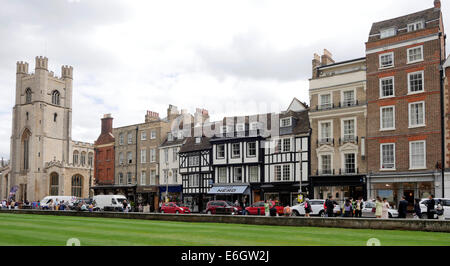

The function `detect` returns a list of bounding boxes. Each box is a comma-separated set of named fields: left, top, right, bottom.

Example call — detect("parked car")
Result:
left=205, top=200, right=238, bottom=215
left=361, top=201, right=398, bottom=218
left=419, top=198, right=450, bottom=219
left=291, top=199, right=340, bottom=217
left=93, top=195, right=129, bottom=211
left=244, top=201, right=284, bottom=216
left=160, top=202, right=191, bottom=214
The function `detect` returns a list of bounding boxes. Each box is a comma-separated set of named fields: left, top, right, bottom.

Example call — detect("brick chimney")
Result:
left=101, top=114, right=113, bottom=135
left=145, top=110, right=160, bottom=122
left=434, top=0, right=441, bottom=9
left=321, top=49, right=335, bottom=66
left=167, top=104, right=180, bottom=121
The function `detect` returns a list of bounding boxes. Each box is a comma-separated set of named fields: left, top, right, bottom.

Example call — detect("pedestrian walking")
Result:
left=123, top=199, right=129, bottom=213
left=354, top=198, right=363, bottom=218
left=398, top=196, right=408, bottom=219
left=342, top=199, right=353, bottom=217
left=264, top=200, right=270, bottom=217
left=381, top=198, right=390, bottom=219
left=325, top=196, right=335, bottom=217
left=375, top=196, right=383, bottom=218
left=425, top=195, right=436, bottom=219
left=304, top=199, right=312, bottom=217
left=436, top=200, right=445, bottom=220
left=414, top=199, right=422, bottom=219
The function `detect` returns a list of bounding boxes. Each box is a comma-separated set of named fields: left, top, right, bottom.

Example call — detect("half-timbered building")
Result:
left=179, top=134, right=213, bottom=212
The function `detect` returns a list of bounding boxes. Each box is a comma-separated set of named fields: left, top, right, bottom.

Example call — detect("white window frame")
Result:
left=249, top=166, right=258, bottom=183
left=379, top=52, right=394, bottom=69
left=380, top=106, right=395, bottom=131
left=408, top=101, right=426, bottom=128
left=380, top=27, right=397, bottom=39
left=141, top=131, right=147, bottom=141
left=379, top=76, right=395, bottom=99
left=150, top=149, right=156, bottom=162
left=233, top=167, right=243, bottom=183
left=247, top=141, right=257, bottom=157
left=140, top=171, right=146, bottom=185
left=408, top=70, right=424, bottom=95
left=319, top=153, right=333, bottom=175
left=342, top=152, right=357, bottom=174
left=280, top=117, right=292, bottom=127
left=282, top=138, right=291, bottom=152
left=218, top=167, right=227, bottom=183
left=127, top=132, right=133, bottom=144
left=341, top=117, right=356, bottom=141
left=407, top=45, right=423, bottom=64
left=140, top=149, right=146, bottom=164
left=231, top=143, right=240, bottom=158
left=318, top=120, right=333, bottom=142
left=409, top=140, right=426, bottom=170
left=341, top=89, right=356, bottom=107
left=150, top=130, right=156, bottom=139
left=319, top=93, right=332, bottom=110
left=217, top=144, right=225, bottom=159
left=250, top=122, right=259, bottom=130
left=407, top=21, right=424, bottom=32
left=380, top=143, right=396, bottom=171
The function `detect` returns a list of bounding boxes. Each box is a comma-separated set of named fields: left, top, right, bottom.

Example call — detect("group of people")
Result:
left=0, top=199, right=36, bottom=209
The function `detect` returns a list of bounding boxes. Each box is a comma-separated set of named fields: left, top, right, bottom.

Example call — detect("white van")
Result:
left=40, top=196, right=78, bottom=209
left=93, top=195, right=129, bottom=211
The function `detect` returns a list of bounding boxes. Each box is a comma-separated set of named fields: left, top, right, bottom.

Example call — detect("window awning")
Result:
left=207, top=186, right=249, bottom=194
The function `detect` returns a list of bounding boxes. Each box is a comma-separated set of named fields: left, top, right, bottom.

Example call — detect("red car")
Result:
left=245, top=201, right=284, bottom=216
left=160, top=202, right=191, bottom=214
left=205, top=200, right=240, bottom=215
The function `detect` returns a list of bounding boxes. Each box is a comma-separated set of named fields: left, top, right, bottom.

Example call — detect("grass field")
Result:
left=0, top=213, right=449, bottom=246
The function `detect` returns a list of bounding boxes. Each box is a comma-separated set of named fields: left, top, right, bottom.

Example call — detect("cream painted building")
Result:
left=4, top=56, right=94, bottom=202
left=309, top=50, right=367, bottom=203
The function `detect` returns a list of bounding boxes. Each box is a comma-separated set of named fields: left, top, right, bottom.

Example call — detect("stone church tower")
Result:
left=8, top=56, right=94, bottom=201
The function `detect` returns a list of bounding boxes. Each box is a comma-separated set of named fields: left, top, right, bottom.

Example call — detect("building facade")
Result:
left=113, top=110, right=171, bottom=211
left=366, top=1, right=446, bottom=208
left=92, top=114, right=115, bottom=195
left=263, top=99, right=311, bottom=206
left=309, top=52, right=367, bottom=203
left=6, top=56, right=93, bottom=202
left=179, top=134, right=213, bottom=212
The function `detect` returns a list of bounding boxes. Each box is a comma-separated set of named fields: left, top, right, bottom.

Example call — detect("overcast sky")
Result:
left=0, top=0, right=448, bottom=159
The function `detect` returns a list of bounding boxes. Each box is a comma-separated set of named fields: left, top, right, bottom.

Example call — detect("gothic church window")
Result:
left=52, top=90, right=60, bottom=105
left=25, top=88, right=32, bottom=103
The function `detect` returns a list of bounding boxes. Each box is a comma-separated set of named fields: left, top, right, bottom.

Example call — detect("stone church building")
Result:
left=1, top=56, right=94, bottom=202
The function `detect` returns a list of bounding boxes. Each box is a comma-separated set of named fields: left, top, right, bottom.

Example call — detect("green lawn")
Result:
left=0, top=213, right=449, bottom=246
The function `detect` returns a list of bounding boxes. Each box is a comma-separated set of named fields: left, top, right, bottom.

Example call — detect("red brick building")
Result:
left=365, top=0, right=446, bottom=206
left=93, top=114, right=115, bottom=193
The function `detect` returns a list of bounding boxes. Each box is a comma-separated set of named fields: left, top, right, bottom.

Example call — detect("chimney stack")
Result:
left=312, top=53, right=321, bottom=78
left=434, top=0, right=441, bottom=9
left=145, top=110, right=160, bottom=122
left=321, top=49, right=335, bottom=66
left=101, top=114, right=113, bottom=135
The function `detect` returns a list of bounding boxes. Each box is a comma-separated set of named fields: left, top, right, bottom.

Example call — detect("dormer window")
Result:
left=380, top=27, right=397, bottom=39
left=177, top=131, right=184, bottom=139
left=195, top=137, right=201, bottom=144
left=280, top=117, right=292, bottom=127
left=408, top=21, right=424, bottom=32
left=168, top=133, right=173, bottom=141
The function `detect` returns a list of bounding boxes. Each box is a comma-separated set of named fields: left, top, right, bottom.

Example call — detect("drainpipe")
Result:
left=439, top=31, right=446, bottom=198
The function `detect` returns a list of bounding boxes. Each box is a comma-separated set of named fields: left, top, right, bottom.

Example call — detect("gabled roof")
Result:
left=179, top=136, right=212, bottom=153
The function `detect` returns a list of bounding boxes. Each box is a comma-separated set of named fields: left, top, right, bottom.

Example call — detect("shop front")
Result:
left=136, top=185, right=158, bottom=212
left=159, top=185, right=183, bottom=203
left=368, top=173, right=436, bottom=211
left=261, top=182, right=309, bottom=207
left=207, top=185, right=251, bottom=207
left=310, top=175, right=366, bottom=204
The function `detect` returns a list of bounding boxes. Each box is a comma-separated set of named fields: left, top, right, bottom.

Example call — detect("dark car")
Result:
left=205, top=200, right=239, bottom=215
